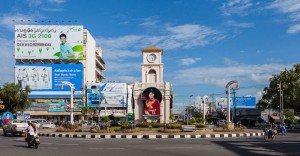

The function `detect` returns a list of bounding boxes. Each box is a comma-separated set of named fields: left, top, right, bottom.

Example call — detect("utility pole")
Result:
left=277, top=82, right=283, bottom=121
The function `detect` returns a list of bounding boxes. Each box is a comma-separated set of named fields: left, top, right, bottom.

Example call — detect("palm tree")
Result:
left=80, top=106, right=89, bottom=121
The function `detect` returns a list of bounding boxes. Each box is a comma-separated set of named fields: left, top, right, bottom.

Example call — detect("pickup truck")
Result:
left=3, top=120, right=28, bottom=136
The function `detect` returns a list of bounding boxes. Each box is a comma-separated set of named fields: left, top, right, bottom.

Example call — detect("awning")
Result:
left=270, top=115, right=281, bottom=122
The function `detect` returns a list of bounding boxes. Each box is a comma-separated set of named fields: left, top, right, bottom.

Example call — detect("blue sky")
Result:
left=1, top=0, right=300, bottom=112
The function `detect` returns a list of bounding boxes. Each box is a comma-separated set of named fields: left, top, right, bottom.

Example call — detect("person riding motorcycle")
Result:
left=27, top=121, right=38, bottom=143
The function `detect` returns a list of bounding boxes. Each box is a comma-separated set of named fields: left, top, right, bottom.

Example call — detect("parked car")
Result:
left=41, top=122, right=56, bottom=129
left=3, top=120, right=28, bottom=136
left=30, top=119, right=48, bottom=128
left=289, top=122, right=300, bottom=129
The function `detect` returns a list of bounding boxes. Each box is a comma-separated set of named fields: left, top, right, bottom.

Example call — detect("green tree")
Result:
left=257, top=64, right=300, bottom=112
left=100, top=116, right=110, bottom=130
left=0, top=83, right=31, bottom=113
left=80, top=106, right=89, bottom=121
left=284, top=110, right=297, bottom=124
left=88, top=107, right=98, bottom=123
left=170, top=114, right=176, bottom=123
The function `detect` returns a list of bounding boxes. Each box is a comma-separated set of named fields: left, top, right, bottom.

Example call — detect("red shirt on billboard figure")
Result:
left=144, top=90, right=160, bottom=115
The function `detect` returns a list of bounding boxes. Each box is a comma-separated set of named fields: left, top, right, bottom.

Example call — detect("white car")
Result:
left=41, top=122, right=56, bottom=129
left=3, top=120, right=28, bottom=136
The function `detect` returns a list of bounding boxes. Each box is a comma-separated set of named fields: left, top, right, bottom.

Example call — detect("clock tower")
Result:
left=141, top=46, right=163, bottom=83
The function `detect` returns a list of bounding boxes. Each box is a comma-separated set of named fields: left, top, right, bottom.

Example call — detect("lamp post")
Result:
left=225, top=80, right=239, bottom=127
left=202, top=96, right=209, bottom=124
left=61, top=81, right=75, bottom=125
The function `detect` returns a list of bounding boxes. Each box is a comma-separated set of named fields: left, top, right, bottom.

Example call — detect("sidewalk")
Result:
left=38, top=129, right=265, bottom=139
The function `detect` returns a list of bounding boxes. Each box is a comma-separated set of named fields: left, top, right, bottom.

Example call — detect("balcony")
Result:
left=96, top=58, right=105, bottom=70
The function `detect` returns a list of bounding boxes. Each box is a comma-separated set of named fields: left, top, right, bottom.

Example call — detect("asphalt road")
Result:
left=0, top=130, right=299, bottom=156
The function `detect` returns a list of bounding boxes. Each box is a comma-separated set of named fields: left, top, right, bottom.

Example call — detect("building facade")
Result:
left=14, top=25, right=105, bottom=122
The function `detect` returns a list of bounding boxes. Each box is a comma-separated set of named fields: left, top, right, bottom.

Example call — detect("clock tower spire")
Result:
left=141, top=46, right=164, bottom=83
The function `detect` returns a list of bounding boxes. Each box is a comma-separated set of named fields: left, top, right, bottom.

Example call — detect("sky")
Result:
left=0, top=0, right=300, bottom=112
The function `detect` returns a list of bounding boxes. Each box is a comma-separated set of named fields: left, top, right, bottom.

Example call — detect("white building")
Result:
left=19, top=27, right=106, bottom=122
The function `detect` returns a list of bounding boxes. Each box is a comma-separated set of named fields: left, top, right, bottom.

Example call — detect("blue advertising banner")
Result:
left=15, top=64, right=83, bottom=98
left=216, top=97, right=256, bottom=109
left=24, top=113, right=31, bottom=120
left=86, top=83, right=127, bottom=107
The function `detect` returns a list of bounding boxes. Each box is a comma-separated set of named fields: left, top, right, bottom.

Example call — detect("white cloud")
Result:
left=172, top=63, right=292, bottom=87
left=97, top=24, right=224, bottom=61
left=287, top=23, right=300, bottom=34
left=225, top=20, right=254, bottom=28
left=180, top=58, right=201, bottom=66
left=0, top=13, right=40, bottom=30
left=221, top=0, right=254, bottom=16
left=139, top=17, right=160, bottom=27
left=268, top=0, right=300, bottom=34
left=224, top=57, right=240, bottom=66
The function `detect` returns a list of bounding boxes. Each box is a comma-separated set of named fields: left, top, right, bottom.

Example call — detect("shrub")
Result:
left=136, top=123, right=151, bottom=127
left=192, top=123, right=205, bottom=128
left=166, top=123, right=182, bottom=129
left=121, top=123, right=131, bottom=129
left=151, top=123, right=165, bottom=128
left=75, top=129, right=83, bottom=132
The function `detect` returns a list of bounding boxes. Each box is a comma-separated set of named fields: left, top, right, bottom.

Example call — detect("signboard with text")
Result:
left=15, top=64, right=83, bottom=98
left=15, top=25, right=84, bottom=60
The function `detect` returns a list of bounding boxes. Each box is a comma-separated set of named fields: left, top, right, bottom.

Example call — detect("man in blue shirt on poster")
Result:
left=59, top=34, right=74, bottom=59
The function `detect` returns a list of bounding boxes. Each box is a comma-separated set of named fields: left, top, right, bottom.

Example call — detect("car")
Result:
left=41, top=122, right=56, bottom=129
left=289, top=122, right=300, bottom=129
left=30, top=119, right=48, bottom=128
left=3, top=120, right=28, bottom=136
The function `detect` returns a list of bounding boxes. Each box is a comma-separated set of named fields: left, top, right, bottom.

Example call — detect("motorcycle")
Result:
left=27, top=135, right=40, bottom=149
left=264, top=128, right=275, bottom=140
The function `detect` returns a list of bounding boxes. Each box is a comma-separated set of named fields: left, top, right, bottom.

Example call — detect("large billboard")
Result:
left=15, top=25, right=84, bottom=60
left=15, top=64, right=83, bottom=98
left=216, top=97, right=256, bottom=109
left=86, top=83, right=128, bottom=107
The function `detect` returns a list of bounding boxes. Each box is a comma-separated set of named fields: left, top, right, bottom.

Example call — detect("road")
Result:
left=0, top=130, right=299, bottom=156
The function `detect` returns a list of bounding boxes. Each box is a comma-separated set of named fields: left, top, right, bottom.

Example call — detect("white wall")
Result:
left=83, top=30, right=96, bottom=82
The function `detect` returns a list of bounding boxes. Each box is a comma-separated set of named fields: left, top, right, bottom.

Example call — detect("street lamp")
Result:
left=225, top=80, right=239, bottom=126
left=61, top=81, right=75, bottom=125
left=202, top=95, right=209, bottom=124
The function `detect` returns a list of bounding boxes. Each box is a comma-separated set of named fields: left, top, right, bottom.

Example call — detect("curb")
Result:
left=38, top=132, right=264, bottom=139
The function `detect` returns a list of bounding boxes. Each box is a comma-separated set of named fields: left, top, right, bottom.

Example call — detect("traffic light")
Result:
left=277, top=83, right=281, bottom=90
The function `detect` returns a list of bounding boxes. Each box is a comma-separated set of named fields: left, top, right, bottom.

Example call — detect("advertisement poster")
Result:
left=86, top=83, right=127, bottom=107
left=216, top=97, right=256, bottom=109
left=142, top=87, right=162, bottom=115
left=15, top=64, right=83, bottom=98
left=24, top=113, right=31, bottom=120
left=1, top=112, right=14, bottom=124
left=15, top=25, right=84, bottom=60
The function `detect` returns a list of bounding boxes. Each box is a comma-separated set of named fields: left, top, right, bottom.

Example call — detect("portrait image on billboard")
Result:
left=142, top=87, right=162, bottom=115
left=15, top=25, right=84, bottom=60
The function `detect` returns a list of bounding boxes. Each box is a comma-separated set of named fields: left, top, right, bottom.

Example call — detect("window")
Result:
left=148, top=70, right=156, bottom=83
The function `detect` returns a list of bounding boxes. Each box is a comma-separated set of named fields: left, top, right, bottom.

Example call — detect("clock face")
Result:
left=147, top=53, right=157, bottom=63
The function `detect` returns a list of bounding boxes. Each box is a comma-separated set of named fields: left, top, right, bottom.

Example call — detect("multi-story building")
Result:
left=14, top=25, right=105, bottom=122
